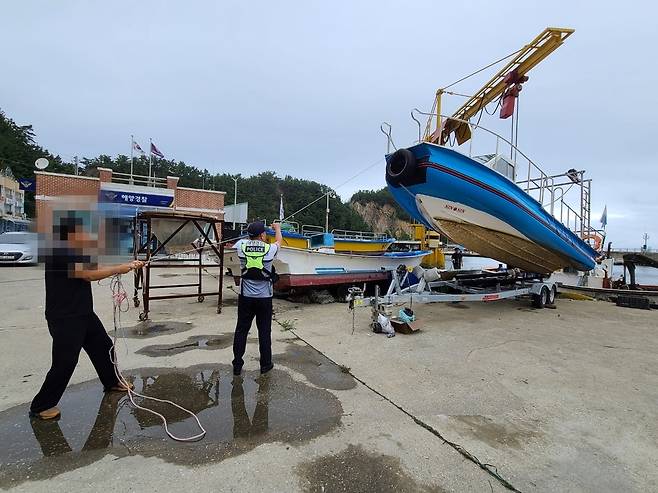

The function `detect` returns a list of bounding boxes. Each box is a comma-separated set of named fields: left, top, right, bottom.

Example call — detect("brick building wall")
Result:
left=174, top=186, right=225, bottom=217
left=35, top=170, right=225, bottom=231
left=35, top=172, right=100, bottom=232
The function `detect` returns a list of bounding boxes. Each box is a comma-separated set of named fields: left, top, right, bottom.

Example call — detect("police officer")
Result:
left=232, top=221, right=282, bottom=375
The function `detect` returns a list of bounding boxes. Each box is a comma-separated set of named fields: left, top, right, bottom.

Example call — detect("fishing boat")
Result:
left=223, top=244, right=428, bottom=290
left=265, top=222, right=394, bottom=254
left=383, top=27, right=601, bottom=275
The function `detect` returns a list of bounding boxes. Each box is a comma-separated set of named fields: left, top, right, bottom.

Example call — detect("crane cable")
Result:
left=136, top=156, right=387, bottom=267
left=442, top=47, right=523, bottom=90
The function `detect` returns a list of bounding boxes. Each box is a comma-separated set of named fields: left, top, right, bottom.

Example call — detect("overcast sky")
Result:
left=2, top=1, right=655, bottom=248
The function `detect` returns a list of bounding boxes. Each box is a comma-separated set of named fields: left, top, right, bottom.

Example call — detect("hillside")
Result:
left=349, top=188, right=413, bottom=239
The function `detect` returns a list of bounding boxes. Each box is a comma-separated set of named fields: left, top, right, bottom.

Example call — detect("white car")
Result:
left=0, top=232, right=38, bottom=265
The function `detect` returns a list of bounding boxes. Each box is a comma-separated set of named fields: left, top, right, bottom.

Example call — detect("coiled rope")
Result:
left=108, top=273, right=207, bottom=442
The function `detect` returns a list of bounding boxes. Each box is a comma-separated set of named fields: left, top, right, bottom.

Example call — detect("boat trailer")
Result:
left=348, top=265, right=558, bottom=330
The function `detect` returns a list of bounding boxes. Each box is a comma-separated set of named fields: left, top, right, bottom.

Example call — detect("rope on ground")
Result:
left=108, top=274, right=207, bottom=442
left=288, top=328, right=522, bottom=493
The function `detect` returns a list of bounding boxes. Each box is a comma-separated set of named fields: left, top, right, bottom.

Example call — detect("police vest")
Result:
left=241, top=241, right=273, bottom=281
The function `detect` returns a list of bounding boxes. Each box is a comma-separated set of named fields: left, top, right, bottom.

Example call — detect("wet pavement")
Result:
left=135, top=333, right=257, bottom=356
left=118, top=321, right=194, bottom=338
left=276, top=343, right=357, bottom=391
left=297, top=444, right=445, bottom=493
left=0, top=364, right=343, bottom=489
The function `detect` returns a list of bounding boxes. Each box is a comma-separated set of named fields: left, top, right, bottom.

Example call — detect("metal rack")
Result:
left=132, top=211, right=225, bottom=321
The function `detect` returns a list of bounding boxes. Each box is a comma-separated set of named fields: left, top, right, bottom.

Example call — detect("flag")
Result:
left=132, top=140, right=145, bottom=155
left=279, top=195, right=284, bottom=221
left=150, top=142, right=164, bottom=158
left=600, top=205, right=607, bottom=227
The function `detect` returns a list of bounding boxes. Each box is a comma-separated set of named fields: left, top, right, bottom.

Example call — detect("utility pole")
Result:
left=74, top=156, right=78, bottom=176
left=642, top=233, right=649, bottom=251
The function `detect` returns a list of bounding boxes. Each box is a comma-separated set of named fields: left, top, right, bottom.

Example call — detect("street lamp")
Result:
left=231, top=176, right=238, bottom=229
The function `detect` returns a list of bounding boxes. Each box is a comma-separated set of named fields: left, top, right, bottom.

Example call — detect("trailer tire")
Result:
left=548, top=285, right=557, bottom=305
left=532, top=285, right=550, bottom=308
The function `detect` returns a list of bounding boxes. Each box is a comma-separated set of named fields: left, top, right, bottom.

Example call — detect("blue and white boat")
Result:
left=386, top=142, right=599, bottom=274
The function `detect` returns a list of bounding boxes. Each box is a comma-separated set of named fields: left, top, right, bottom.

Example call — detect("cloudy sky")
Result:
left=2, top=1, right=655, bottom=248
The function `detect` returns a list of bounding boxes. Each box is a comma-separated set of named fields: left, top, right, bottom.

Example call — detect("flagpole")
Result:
left=130, top=134, right=134, bottom=184
left=148, top=137, right=153, bottom=187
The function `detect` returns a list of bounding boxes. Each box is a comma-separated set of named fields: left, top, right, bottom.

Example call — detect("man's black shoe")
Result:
left=260, top=363, right=274, bottom=374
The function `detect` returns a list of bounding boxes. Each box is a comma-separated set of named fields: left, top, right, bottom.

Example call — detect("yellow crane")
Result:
left=424, top=27, right=574, bottom=145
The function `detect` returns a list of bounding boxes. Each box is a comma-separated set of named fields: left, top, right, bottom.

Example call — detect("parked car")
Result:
left=0, top=232, right=38, bottom=265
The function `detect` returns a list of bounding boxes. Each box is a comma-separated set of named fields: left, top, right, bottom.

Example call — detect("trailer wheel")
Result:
left=138, top=312, right=148, bottom=321
left=198, top=295, right=205, bottom=303
left=548, top=285, right=557, bottom=305
left=133, top=297, right=140, bottom=308
left=532, top=285, right=550, bottom=308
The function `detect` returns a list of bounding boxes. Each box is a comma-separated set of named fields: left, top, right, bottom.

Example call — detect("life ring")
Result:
left=582, top=233, right=603, bottom=251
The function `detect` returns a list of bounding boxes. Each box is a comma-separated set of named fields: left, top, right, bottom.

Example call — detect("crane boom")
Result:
left=426, top=27, right=574, bottom=145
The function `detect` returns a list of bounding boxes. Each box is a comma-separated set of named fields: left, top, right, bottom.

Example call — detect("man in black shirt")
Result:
left=30, top=217, right=143, bottom=420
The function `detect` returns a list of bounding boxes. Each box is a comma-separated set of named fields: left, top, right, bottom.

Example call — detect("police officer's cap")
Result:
left=247, top=221, right=266, bottom=236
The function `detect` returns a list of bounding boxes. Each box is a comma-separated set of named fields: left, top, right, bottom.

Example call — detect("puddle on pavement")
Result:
left=450, top=415, right=539, bottom=449
left=0, top=364, right=343, bottom=488
left=276, top=343, right=356, bottom=391
left=136, top=334, right=257, bottom=357
left=119, top=321, right=193, bottom=338
left=297, top=444, right=445, bottom=493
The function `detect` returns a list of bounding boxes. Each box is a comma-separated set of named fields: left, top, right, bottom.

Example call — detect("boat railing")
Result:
left=301, top=224, right=325, bottom=236
left=331, top=229, right=391, bottom=241
left=408, top=110, right=600, bottom=244
left=411, top=110, right=556, bottom=205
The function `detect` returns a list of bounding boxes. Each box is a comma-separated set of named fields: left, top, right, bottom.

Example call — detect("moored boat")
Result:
left=265, top=223, right=395, bottom=254
left=223, top=245, right=428, bottom=290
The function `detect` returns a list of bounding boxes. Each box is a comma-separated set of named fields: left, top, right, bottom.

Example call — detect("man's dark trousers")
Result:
left=30, top=313, right=118, bottom=413
left=232, top=295, right=272, bottom=371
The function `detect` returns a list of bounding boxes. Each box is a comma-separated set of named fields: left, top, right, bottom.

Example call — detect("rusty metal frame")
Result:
left=132, top=211, right=225, bottom=321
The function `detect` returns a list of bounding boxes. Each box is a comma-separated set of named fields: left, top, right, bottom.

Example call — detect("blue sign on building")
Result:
left=99, top=189, right=174, bottom=208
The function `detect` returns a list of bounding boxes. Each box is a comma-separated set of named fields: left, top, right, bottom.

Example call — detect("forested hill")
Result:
left=0, top=109, right=371, bottom=230
left=0, top=109, right=414, bottom=234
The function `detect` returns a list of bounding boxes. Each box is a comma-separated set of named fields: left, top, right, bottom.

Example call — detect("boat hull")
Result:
left=223, top=246, right=428, bottom=278
left=386, top=144, right=599, bottom=274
